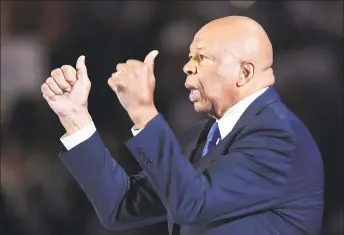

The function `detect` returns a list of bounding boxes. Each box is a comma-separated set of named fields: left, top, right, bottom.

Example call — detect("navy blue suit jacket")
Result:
left=59, top=87, right=324, bottom=235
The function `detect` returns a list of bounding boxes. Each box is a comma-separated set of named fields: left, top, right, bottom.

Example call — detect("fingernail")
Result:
left=66, top=87, right=71, bottom=92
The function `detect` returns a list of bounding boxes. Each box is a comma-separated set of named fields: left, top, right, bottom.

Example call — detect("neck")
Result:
left=209, top=67, right=274, bottom=119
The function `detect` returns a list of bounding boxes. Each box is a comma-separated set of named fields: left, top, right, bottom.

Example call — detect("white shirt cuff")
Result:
left=60, top=122, right=96, bottom=150
left=131, top=126, right=143, bottom=136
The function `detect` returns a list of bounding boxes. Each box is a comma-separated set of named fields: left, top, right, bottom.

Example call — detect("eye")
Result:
left=199, top=54, right=206, bottom=60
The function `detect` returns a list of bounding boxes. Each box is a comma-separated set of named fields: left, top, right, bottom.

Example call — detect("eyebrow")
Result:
left=189, top=46, right=206, bottom=57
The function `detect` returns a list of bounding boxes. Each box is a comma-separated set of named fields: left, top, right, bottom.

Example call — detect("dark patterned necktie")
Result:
left=202, top=121, right=221, bottom=157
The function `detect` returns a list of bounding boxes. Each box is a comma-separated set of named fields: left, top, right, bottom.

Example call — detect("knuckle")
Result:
left=108, top=76, right=115, bottom=83
left=126, top=59, right=136, bottom=64
left=46, top=77, right=54, bottom=84
left=63, top=65, right=76, bottom=75
left=41, top=84, right=46, bottom=92
left=134, top=68, right=142, bottom=76
left=85, top=80, right=91, bottom=88
left=51, top=68, right=61, bottom=77
left=112, top=77, right=119, bottom=85
left=61, top=64, right=73, bottom=71
left=117, top=63, right=126, bottom=70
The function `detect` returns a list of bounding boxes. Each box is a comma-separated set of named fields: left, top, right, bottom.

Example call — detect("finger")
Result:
left=61, top=65, right=77, bottom=86
left=108, top=77, right=115, bottom=88
left=51, top=68, right=72, bottom=92
left=108, top=77, right=119, bottom=92
left=41, top=83, right=56, bottom=101
left=116, top=63, right=129, bottom=73
left=46, top=77, right=64, bottom=95
left=108, top=76, right=125, bottom=92
left=144, top=50, right=159, bottom=69
left=126, top=59, right=142, bottom=67
left=76, top=55, right=89, bottom=82
left=111, top=71, right=122, bottom=78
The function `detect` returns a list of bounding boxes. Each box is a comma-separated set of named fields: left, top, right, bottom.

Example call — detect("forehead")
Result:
left=189, top=28, right=229, bottom=55
left=189, top=30, right=209, bottom=51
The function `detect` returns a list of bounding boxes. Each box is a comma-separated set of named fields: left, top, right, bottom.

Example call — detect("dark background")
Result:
left=1, top=1, right=343, bottom=235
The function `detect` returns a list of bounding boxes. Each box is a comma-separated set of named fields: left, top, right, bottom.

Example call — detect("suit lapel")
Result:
left=194, top=126, right=244, bottom=171
left=179, top=118, right=215, bottom=161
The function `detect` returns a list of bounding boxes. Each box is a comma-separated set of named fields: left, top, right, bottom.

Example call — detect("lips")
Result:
left=185, top=81, right=200, bottom=102
left=189, top=88, right=200, bottom=102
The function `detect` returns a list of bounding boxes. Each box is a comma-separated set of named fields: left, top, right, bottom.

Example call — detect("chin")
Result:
left=193, top=101, right=212, bottom=113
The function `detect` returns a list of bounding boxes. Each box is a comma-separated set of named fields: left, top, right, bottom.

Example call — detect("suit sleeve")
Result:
left=125, top=113, right=295, bottom=224
left=59, top=131, right=166, bottom=231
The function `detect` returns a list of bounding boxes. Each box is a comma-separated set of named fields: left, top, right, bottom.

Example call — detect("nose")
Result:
left=183, top=61, right=197, bottom=76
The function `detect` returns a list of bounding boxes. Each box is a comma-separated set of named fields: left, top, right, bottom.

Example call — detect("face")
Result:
left=183, top=28, right=242, bottom=118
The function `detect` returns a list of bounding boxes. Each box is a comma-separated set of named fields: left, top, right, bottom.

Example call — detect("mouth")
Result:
left=189, top=88, right=200, bottom=102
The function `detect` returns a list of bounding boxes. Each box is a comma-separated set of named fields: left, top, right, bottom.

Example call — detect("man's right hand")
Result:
left=41, top=55, right=93, bottom=135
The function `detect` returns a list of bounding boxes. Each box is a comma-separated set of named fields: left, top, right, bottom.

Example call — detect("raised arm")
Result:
left=40, top=57, right=166, bottom=231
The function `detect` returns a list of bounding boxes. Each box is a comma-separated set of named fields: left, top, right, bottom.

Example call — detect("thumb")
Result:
left=144, top=50, right=159, bottom=70
left=76, top=55, right=89, bottom=82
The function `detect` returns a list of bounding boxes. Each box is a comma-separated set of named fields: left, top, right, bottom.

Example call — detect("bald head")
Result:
left=195, top=16, right=273, bottom=71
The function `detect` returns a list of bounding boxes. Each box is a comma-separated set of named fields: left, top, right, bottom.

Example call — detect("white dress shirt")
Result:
left=60, top=87, right=268, bottom=150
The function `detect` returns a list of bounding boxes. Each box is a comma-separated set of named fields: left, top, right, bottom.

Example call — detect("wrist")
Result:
left=59, top=107, right=92, bottom=136
left=129, top=106, right=158, bottom=129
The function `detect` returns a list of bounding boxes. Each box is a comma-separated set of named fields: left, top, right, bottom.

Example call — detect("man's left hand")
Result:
left=108, top=50, right=159, bottom=128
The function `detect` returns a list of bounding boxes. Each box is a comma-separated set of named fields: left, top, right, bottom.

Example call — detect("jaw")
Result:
left=193, top=100, right=213, bottom=113
left=194, top=99, right=226, bottom=119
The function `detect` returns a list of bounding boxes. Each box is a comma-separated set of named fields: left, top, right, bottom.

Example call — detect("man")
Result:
left=41, top=16, right=324, bottom=235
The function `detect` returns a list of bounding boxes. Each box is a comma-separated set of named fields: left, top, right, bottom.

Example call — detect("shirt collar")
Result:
left=217, top=87, right=269, bottom=139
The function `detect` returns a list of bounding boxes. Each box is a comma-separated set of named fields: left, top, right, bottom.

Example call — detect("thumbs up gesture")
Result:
left=108, top=50, right=159, bottom=127
left=41, top=55, right=92, bottom=135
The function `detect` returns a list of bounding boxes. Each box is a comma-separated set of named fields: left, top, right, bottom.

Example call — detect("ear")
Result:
left=237, top=61, right=254, bottom=87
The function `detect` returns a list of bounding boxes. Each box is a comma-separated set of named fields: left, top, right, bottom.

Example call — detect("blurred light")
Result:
left=1, top=35, right=47, bottom=120
left=229, top=1, right=256, bottom=9
left=159, top=20, right=197, bottom=56
left=89, top=2, right=122, bottom=21
left=274, top=46, right=337, bottom=89
left=121, top=2, right=156, bottom=27
left=284, top=1, right=343, bottom=38
left=195, top=1, right=234, bottom=20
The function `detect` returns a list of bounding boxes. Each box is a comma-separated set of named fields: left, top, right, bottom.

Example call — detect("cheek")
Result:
left=217, top=58, right=240, bottom=78
left=197, top=68, right=218, bottom=96
left=199, top=76, right=221, bottom=100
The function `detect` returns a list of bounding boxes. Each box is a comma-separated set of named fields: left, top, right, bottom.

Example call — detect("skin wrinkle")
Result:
left=183, top=16, right=275, bottom=119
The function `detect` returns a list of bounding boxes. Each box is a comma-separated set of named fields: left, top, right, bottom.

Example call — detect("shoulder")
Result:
left=232, top=101, right=298, bottom=154
left=257, top=100, right=313, bottom=141
left=237, top=99, right=319, bottom=154
left=242, top=101, right=296, bottom=139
